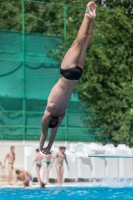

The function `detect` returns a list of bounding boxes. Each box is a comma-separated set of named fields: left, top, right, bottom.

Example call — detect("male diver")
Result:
left=40, top=1, right=97, bottom=154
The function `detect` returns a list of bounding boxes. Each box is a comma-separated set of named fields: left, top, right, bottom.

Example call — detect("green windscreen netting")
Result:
left=0, top=30, right=103, bottom=142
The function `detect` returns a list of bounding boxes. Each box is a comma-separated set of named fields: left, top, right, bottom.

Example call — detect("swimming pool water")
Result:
left=0, top=187, right=133, bottom=200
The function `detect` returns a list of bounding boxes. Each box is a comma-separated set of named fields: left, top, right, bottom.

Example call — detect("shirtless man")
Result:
left=15, top=169, right=33, bottom=187
left=52, top=147, right=69, bottom=186
left=42, top=151, right=53, bottom=184
left=32, top=149, right=44, bottom=186
left=4, top=146, right=15, bottom=184
left=40, top=1, right=97, bottom=155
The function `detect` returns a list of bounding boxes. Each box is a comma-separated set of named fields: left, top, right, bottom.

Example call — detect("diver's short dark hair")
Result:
left=36, top=149, right=39, bottom=152
left=59, top=146, right=66, bottom=150
left=48, top=116, right=58, bottom=128
left=16, top=169, right=20, bottom=174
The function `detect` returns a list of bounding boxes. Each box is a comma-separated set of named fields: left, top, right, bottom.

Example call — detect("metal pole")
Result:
left=25, top=0, right=85, bottom=9
left=65, top=110, right=68, bottom=141
left=63, top=5, right=67, bottom=41
left=22, top=0, right=26, bottom=140
left=63, top=5, right=68, bottom=141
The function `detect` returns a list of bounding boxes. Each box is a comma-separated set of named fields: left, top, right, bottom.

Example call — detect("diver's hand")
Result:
left=41, top=147, right=51, bottom=155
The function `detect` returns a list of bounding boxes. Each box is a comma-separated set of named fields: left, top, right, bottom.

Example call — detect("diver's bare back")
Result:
left=46, top=76, right=78, bottom=116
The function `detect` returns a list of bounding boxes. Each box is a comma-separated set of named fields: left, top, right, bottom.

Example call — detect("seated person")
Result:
left=15, top=169, right=33, bottom=187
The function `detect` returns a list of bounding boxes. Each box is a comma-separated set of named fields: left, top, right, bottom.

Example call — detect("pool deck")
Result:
left=1, top=182, right=133, bottom=189
left=0, top=182, right=100, bottom=188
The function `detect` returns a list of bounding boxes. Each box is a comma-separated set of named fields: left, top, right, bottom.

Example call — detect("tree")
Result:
left=102, top=0, right=133, bottom=20
left=0, top=0, right=132, bottom=34
left=77, top=6, right=133, bottom=146
left=0, top=0, right=88, bottom=34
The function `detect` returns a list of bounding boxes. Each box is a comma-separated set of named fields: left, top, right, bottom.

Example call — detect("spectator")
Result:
left=15, top=169, right=33, bottom=187
left=4, top=146, right=15, bottom=185
left=32, top=149, right=45, bottom=187
left=42, top=151, right=53, bottom=184
left=52, top=147, right=69, bottom=186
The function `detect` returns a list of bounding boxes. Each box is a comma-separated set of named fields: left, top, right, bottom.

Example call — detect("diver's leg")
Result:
left=77, top=19, right=94, bottom=67
left=61, top=16, right=90, bottom=69
left=61, top=1, right=96, bottom=70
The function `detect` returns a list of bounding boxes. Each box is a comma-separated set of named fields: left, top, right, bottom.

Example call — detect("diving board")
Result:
left=88, top=154, right=133, bottom=158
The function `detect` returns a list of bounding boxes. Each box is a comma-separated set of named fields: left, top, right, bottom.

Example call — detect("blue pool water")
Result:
left=0, top=187, right=133, bottom=200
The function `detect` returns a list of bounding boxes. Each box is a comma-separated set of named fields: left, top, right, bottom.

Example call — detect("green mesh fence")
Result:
left=0, top=1, right=104, bottom=142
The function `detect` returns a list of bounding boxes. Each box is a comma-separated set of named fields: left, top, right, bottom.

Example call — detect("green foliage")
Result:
left=102, top=0, right=133, bottom=20
left=0, top=0, right=88, bottom=34
left=0, top=1, right=22, bottom=30
left=0, top=0, right=132, bottom=34
left=77, top=6, right=133, bottom=146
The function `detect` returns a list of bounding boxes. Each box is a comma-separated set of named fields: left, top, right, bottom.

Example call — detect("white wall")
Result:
left=0, top=141, right=95, bottom=169
left=0, top=141, right=101, bottom=173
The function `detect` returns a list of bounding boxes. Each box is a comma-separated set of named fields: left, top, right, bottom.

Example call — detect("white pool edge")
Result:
left=0, top=184, right=93, bottom=189
left=1, top=183, right=133, bottom=189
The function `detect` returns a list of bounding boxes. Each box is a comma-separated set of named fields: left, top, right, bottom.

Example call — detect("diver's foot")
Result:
left=85, top=1, right=96, bottom=19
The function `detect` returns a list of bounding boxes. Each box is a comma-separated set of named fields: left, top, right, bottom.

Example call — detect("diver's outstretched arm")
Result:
left=42, top=114, right=65, bottom=154
left=40, top=130, right=48, bottom=152
left=40, top=112, right=52, bottom=152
